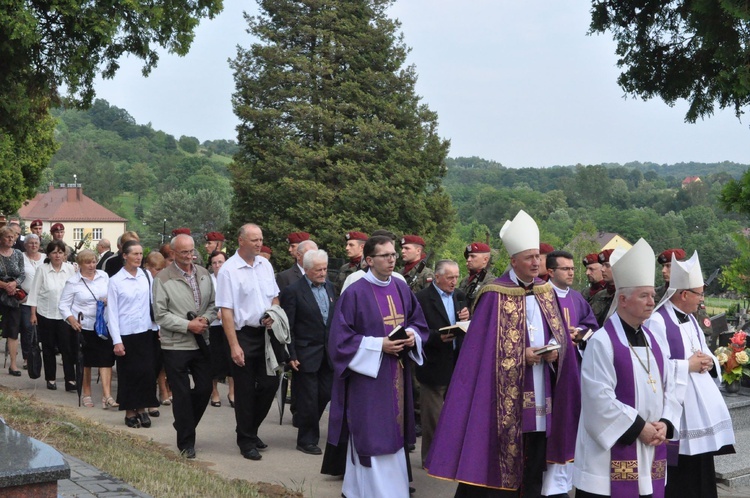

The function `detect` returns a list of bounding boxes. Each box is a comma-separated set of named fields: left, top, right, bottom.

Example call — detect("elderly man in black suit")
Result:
left=414, top=259, right=469, bottom=467
left=280, top=248, right=336, bottom=455
left=276, top=239, right=318, bottom=293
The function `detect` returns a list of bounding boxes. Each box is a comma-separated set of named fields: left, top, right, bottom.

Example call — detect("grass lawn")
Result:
left=0, top=388, right=299, bottom=498
left=705, top=296, right=739, bottom=316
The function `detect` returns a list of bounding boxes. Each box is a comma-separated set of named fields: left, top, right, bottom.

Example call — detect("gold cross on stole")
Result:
left=382, top=295, right=404, bottom=328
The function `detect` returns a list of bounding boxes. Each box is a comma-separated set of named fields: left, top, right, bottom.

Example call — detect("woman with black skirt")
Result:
left=107, top=240, right=159, bottom=428
left=59, top=249, right=117, bottom=408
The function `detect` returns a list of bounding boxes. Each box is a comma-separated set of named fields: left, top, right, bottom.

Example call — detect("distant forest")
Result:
left=36, top=100, right=750, bottom=290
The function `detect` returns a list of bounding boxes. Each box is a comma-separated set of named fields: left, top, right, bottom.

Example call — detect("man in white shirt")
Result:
left=215, top=223, right=280, bottom=461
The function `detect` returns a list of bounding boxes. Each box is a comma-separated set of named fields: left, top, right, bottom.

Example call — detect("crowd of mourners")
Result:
left=0, top=215, right=735, bottom=498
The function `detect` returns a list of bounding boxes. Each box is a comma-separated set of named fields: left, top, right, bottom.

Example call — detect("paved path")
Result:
left=1, top=360, right=749, bottom=497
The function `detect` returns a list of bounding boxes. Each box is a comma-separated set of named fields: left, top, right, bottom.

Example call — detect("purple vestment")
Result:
left=556, top=288, right=598, bottom=335
left=426, top=272, right=581, bottom=490
left=327, top=276, right=429, bottom=463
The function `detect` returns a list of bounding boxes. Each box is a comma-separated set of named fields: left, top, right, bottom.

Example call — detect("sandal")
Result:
left=102, top=396, right=119, bottom=409
left=82, top=396, right=94, bottom=408
left=161, top=396, right=172, bottom=406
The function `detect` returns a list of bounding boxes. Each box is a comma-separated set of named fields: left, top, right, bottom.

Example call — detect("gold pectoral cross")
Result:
left=647, top=374, right=657, bottom=393
left=383, top=295, right=404, bottom=328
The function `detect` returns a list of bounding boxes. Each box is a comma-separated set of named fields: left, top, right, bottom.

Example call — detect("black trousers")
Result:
left=37, top=315, right=75, bottom=383
left=293, top=361, right=333, bottom=446
left=665, top=453, right=718, bottom=498
left=455, top=432, right=547, bottom=498
left=162, top=348, right=212, bottom=451
left=230, top=327, right=278, bottom=452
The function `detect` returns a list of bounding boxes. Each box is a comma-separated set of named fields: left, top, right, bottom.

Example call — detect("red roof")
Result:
left=19, top=185, right=127, bottom=222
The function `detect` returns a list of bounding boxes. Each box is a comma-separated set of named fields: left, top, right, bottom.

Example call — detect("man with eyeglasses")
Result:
left=327, top=235, right=429, bottom=498
left=656, top=248, right=712, bottom=336
left=644, top=251, right=734, bottom=498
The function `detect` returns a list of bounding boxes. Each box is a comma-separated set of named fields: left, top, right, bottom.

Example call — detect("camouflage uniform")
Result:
left=401, top=265, right=435, bottom=293
left=458, top=269, right=496, bottom=311
left=590, top=286, right=615, bottom=327
left=334, top=261, right=359, bottom=296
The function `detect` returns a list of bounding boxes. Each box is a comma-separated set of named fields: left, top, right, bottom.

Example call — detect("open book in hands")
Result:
left=438, top=320, right=471, bottom=337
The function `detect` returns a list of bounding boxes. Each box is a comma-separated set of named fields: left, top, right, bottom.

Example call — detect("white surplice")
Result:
left=645, top=303, right=735, bottom=455
left=573, top=314, right=681, bottom=496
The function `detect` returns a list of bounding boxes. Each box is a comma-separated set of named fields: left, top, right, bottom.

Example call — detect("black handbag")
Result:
left=27, top=324, right=42, bottom=380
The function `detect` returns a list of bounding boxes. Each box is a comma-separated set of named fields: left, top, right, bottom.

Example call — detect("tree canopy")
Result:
left=229, top=0, right=453, bottom=260
left=590, top=0, right=750, bottom=122
left=0, top=0, right=223, bottom=214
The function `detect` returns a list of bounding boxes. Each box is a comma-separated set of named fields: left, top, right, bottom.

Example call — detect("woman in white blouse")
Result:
left=19, top=234, right=43, bottom=370
left=59, top=249, right=117, bottom=409
left=107, top=240, right=159, bottom=428
left=28, top=240, right=77, bottom=391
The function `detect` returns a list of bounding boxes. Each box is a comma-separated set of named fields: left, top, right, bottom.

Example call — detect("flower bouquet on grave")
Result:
left=715, top=330, right=750, bottom=389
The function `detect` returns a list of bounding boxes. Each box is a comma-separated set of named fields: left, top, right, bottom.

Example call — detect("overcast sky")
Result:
left=94, top=0, right=750, bottom=169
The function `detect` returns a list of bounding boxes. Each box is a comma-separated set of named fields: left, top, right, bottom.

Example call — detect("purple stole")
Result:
left=604, top=320, right=667, bottom=498
left=557, top=292, right=578, bottom=331
left=655, top=305, right=701, bottom=466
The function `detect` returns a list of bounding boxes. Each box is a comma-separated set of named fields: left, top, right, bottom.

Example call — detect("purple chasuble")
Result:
left=327, top=277, right=429, bottom=465
left=604, top=320, right=667, bottom=498
left=425, top=272, right=580, bottom=490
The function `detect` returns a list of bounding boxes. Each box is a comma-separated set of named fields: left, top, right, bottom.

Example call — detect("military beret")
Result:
left=539, top=243, right=555, bottom=254
left=261, top=245, right=273, bottom=255
left=657, top=248, right=686, bottom=265
left=345, top=231, right=368, bottom=242
left=172, top=228, right=191, bottom=236
left=598, top=249, right=614, bottom=264
left=287, top=232, right=310, bottom=244
left=582, top=253, right=599, bottom=266
left=464, top=242, right=491, bottom=259
left=50, top=223, right=65, bottom=232
left=30, top=219, right=43, bottom=228
left=205, top=231, right=225, bottom=242
left=401, top=235, right=425, bottom=247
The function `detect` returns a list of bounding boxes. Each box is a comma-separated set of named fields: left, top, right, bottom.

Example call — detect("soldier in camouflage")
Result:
left=334, top=231, right=367, bottom=296
left=399, top=235, right=434, bottom=293
left=582, top=252, right=606, bottom=305
left=590, top=248, right=617, bottom=327
left=457, top=242, right=495, bottom=312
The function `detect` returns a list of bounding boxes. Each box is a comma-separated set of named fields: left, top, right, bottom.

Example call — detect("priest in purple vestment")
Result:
left=327, top=235, right=429, bottom=498
left=426, top=210, right=581, bottom=498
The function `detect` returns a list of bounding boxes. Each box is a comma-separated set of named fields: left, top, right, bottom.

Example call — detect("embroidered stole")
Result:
left=604, top=320, right=667, bottom=498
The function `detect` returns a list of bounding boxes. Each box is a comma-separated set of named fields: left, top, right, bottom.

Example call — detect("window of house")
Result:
left=73, top=228, right=84, bottom=241
left=92, top=228, right=103, bottom=240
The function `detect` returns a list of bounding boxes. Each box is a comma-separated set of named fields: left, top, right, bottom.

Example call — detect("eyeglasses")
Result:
left=371, top=253, right=397, bottom=260
left=685, top=289, right=704, bottom=297
left=553, top=267, right=575, bottom=272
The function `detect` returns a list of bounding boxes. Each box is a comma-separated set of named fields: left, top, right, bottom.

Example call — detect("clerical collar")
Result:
left=509, top=269, right=533, bottom=289
left=618, top=315, right=648, bottom=347
left=364, top=270, right=390, bottom=287
left=550, top=281, right=569, bottom=297
left=670, top=304, right=691, bottom=324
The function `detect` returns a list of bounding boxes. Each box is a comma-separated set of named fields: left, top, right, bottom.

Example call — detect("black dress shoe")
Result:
left=296, top=443, right=322, bottom=455
left=138, top=412, right=152, bottom=428
left=8, top=368, right=21, bottom=377
left=124, top=416, right=141, bottom=428
left=252, top=437, right=268, bottom=449
left=46, top=381, right=57, bottom=391
left=180, top=447, right=196, bottom=459
left=409, top=486, right=415, bottom=494
left=148, top=409, right=160, bottom=417
left=65, top=382, right=77, bottom=392
left=242, top=448, right=262, bottom=461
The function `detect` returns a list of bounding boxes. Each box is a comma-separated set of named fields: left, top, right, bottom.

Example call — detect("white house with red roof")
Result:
left=18, top=184, right=127, bottom=248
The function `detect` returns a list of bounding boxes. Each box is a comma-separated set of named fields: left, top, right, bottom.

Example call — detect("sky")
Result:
left=94, top=0, right=750, bottom=169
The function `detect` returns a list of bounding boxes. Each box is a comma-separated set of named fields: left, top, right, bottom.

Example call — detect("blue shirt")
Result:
left=432, top=282, right=456, bottom=326
left=305, top=276, right=330, bottom=323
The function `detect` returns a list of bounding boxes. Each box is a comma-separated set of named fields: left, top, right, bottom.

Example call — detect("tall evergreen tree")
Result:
left=230, top=0, right=453, bottom=260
